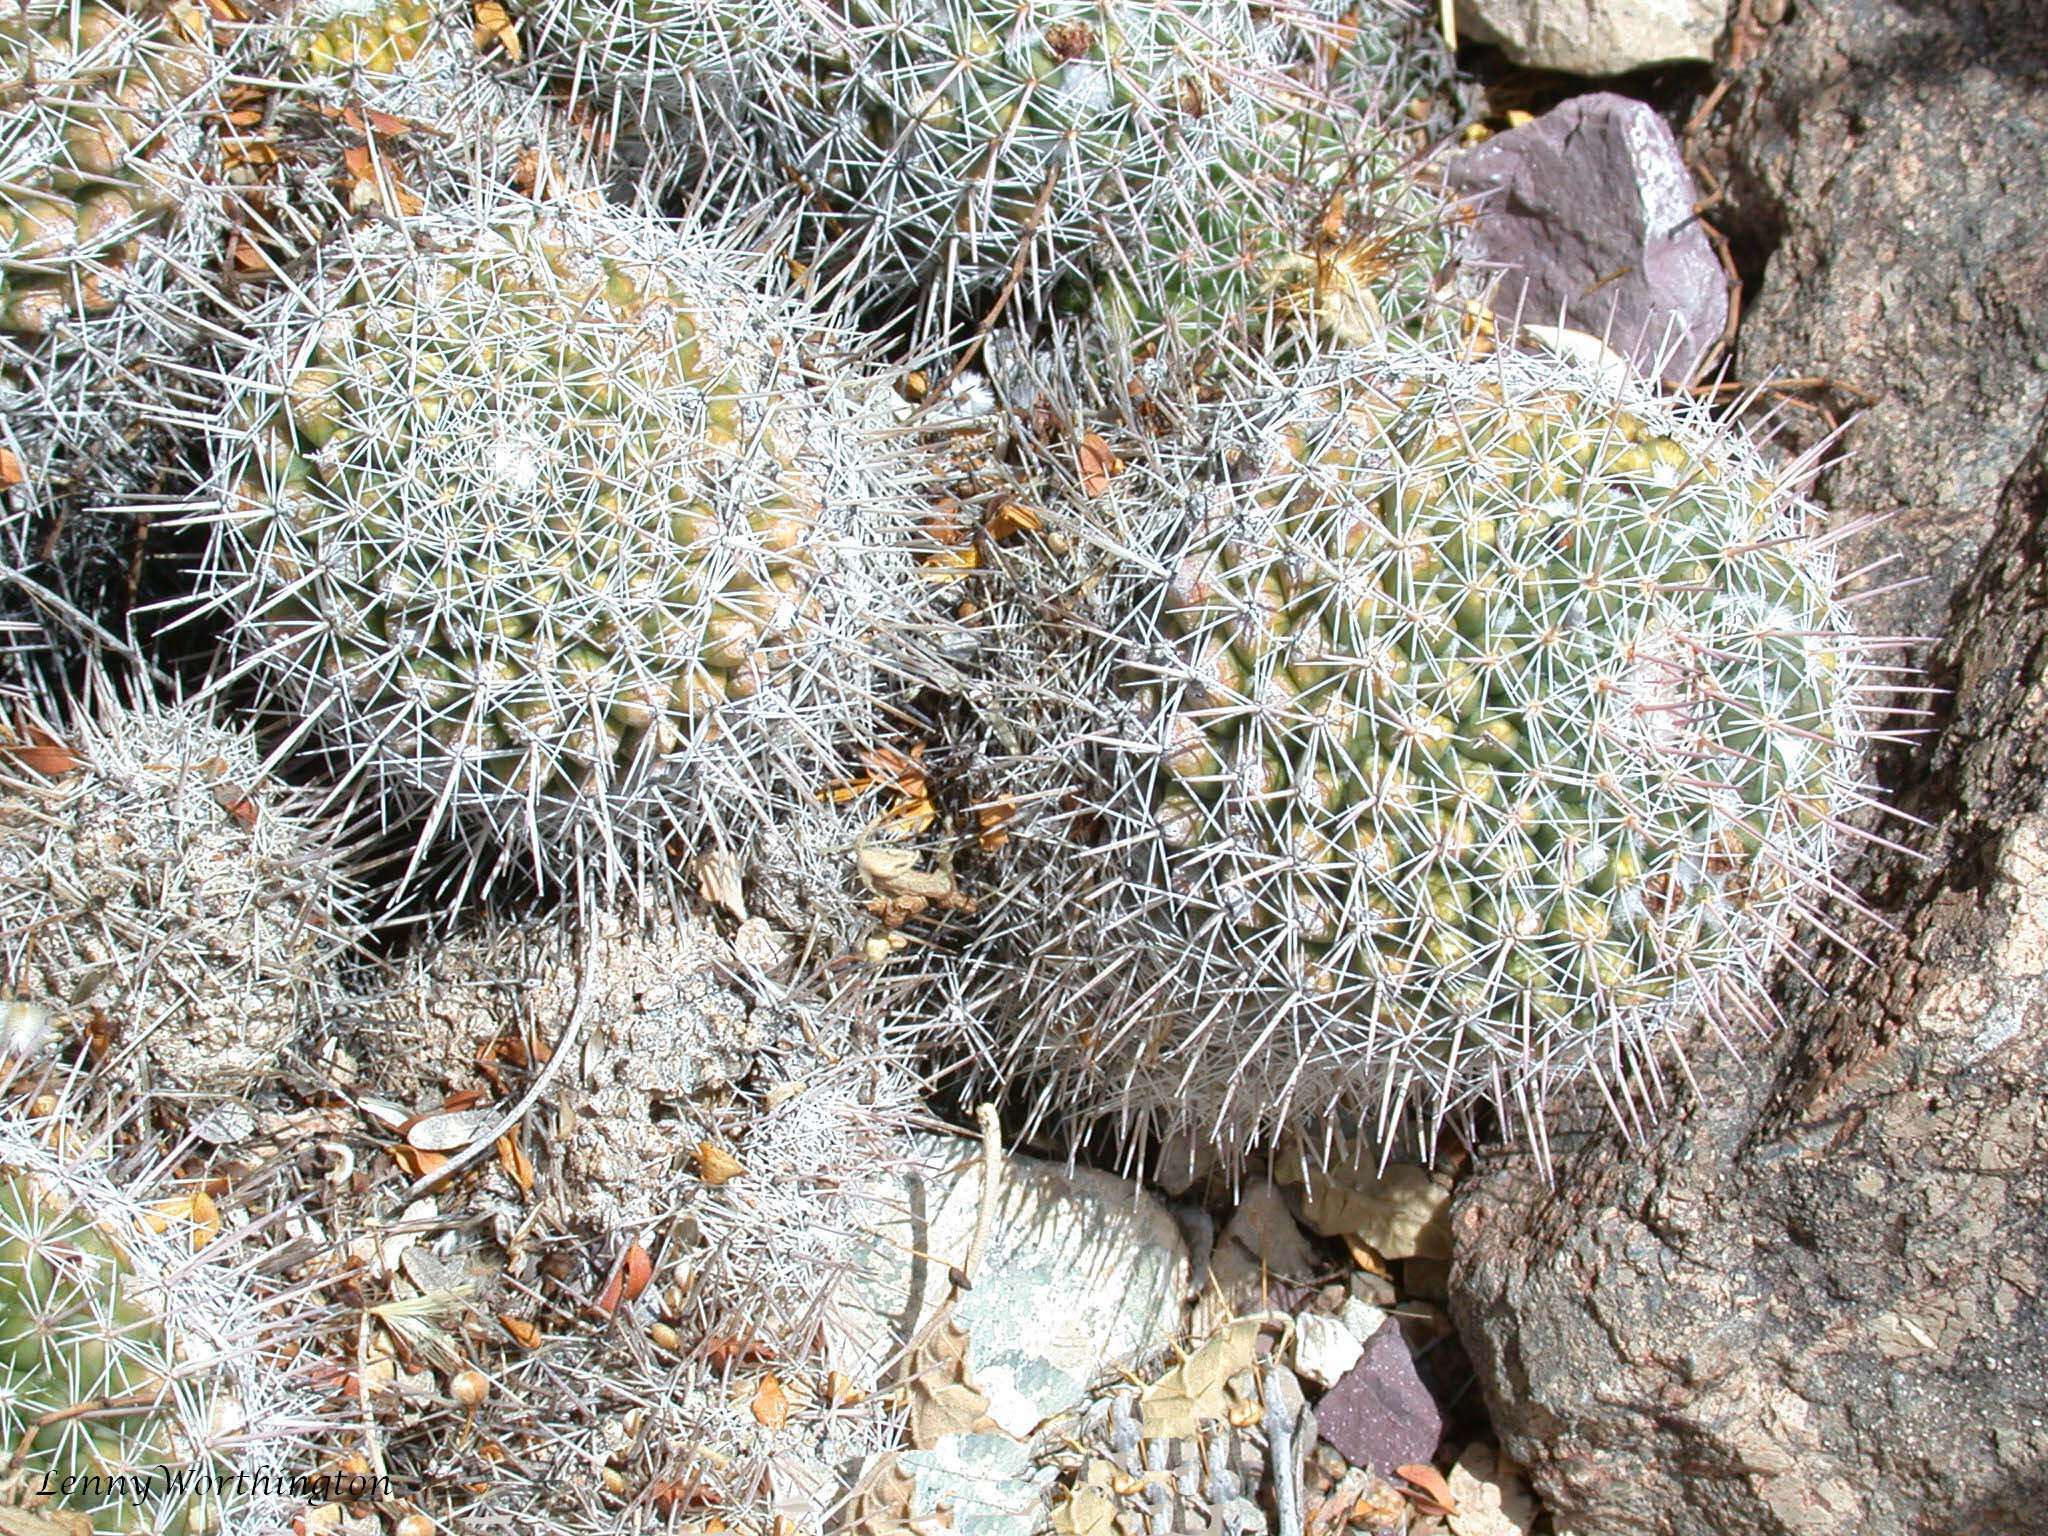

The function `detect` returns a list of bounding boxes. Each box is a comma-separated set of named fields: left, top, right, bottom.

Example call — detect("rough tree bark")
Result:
left=1701, top=0, right=2048, bottom=645
left=1447, top=4, right=2048, bottom=1532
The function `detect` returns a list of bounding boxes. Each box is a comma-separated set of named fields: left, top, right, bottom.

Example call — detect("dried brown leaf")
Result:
left=1396, top=1464, right=1458, bottom=1516
left=693, top=1142, right=745, bottom=1185
left=751, top=1372, right=790, bottom=1430
left=472, top=0, right=520, bottom=58
left=1077, top=432, right=1117, bottom=497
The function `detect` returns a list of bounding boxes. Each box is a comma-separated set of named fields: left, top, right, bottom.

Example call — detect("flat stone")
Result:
left=1223, top=1183, right=1324, bottom=1281
left=1448, top=92, right=1728, bottom=383
left=1453, top=0, right=1726, bottom=74
left=1293, top=1311, right=1365, bottom=1389
left=901, top=1431, right=1045, bottom=1536
left=1337, top=1297, right=1388, bottom=1347
left=1295, top=1159, right=1455, bottom=1261
left=836, top=1135, right=1189, bottom=1437
left=1314, top=1328, right=1444, bottom=1477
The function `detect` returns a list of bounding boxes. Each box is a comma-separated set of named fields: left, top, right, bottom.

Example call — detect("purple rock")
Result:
left=1447, top=92, right=1729, bottom=384
left=1313, top=1325, right=1443, bottom=1476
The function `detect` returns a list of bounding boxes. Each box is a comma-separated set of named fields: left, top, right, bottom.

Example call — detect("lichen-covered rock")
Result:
left=840, top=1135, right=1190, bottom=1433
left=1450, top=392, right=2048, bottom=1534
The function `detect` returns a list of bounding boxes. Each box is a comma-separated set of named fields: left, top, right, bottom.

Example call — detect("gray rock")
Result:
left=837, top=1134, right=1189, bottom=1435
left=1702, top=0, right=2048, bottom=646
left=1454, top=0, right=1726, bottom=74
left=1313, top=1328, right=1444, bottom=1478
left=1194, top=1185, right=1323, bottom=1334
left=1336, top=1297, right=1388, bottom=1347
left=1222, top=1183, right=1323, bottom=1283
left=1448, top=93, right=1728, bottom=384
left=1292, top=1311, right=1364, bottom=1389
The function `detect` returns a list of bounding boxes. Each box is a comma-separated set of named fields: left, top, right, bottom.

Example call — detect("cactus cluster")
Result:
left=945, top=339, right=1880, bottom=1157
left=0, top=676, right=364, bottom=1094
left=0, top=0, right=1909, bottom=1525
left=192, top=196, right=934, bottom=898
left=781, top=1, right=1297, bottom=312
left=0, top=1111, right=311, bottom=1534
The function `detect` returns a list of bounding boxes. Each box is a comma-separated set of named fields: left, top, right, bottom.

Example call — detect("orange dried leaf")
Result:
left=390, top=1144, right=448, bottom=1180
left=984, top=501, right=1043, bottom=541
left=498, top=1315, right=541, bottom=1349
left=472, top=0, right=520, bottom=59
left=2, top=742, right=80, bottom=776
left=0, top=449, right=20, bottom=488
left=975, top=801, right=1016, bottom=851
left=1077, top=433, right=1117, bottom=497
left=826, top=1369, right=866, bottom=1407
left=341, top=104, right=415, bottom=137
left=751, top=1373, right=790, bottom=1430
left=619, top=1241, right=654, bottom=1304
left=702, top=1334, right=774, bottom=1369
left=212, top=781, right=259, bottom=826
left=495, top=1132, right=535, bottom=1194
left=693, top=1142, right=745, bottom=1185
left=1394, top=1464, right=1457, bottom=1515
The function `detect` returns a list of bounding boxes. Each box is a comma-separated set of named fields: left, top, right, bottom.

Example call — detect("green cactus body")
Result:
left=1091, top=117, right=1453, bottom=353
left=1088, top=5, right=1459, bottom=352
left=982, top=343, right=1874, bottom=1157
left=0, top=0, right=220, bottom=336
left=0, top=1168, right=194, bottom=1533
left=521, top=0, right=813, bottom=117
left=284, top=0, right=435, bottom=76
left=0, top=1115, right=311, bottom=1536
left=202, top=202, right=929, bottom=893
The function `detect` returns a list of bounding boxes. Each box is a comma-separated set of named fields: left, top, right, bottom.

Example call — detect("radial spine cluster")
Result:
left=0, top=680, right=364, bottom=1093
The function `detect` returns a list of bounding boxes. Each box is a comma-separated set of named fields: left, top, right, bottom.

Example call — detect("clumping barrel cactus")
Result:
left=517, top=0, right=822, bottom=145
left=1088, top=102, right=1455, bottom=357
left=953, top=339, right=1885, bottom=1163
left=189, top=195, right=936, bottom=899
left=0, top=674, right=365, bottom=1094
left=281, top=0, right=435, bottom=76
left=0, top=1111, right=311, bottom=1533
